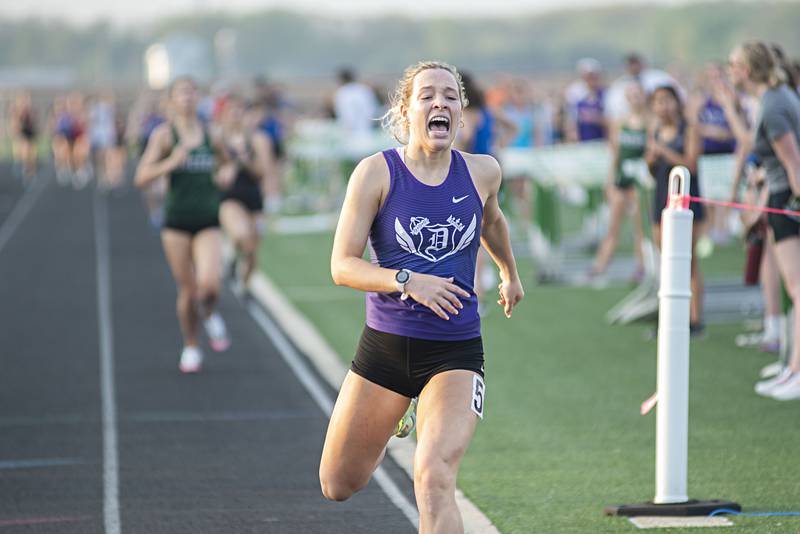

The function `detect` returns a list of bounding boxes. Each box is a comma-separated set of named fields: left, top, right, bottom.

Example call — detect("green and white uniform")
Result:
left=616, top=125, right=646, bottom=189
left=163, top=126, right=220, bottom=235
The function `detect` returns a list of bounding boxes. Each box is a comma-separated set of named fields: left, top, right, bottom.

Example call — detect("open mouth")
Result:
left=427, top=115, right=450, bottom=136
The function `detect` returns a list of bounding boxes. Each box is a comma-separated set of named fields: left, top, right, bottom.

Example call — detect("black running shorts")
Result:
left=767, top=190, right=800, bottom=243
left=162, top=217, right=219, bottom=236
left=351, top=324, right=484, bottom=399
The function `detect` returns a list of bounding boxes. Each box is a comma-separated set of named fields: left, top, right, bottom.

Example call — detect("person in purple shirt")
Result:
left=692, top=63, right=737, bottom=155
left=565, top=58, right=607, bottom=142
left=690, top=63, right=739, bottom=245
left=319, top=60, right=524, bottom=531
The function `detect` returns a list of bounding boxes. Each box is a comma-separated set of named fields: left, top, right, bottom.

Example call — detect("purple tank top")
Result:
left=576, top=89, right=606, bottom=141
left=366, top=149, right=483, bottom=341
left=700, top=98, right=736, bottom=154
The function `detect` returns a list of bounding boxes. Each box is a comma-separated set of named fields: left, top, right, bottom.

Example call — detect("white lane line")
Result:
left=126, top=409, right=317, bottom=423
left=0, top=175, right=46, bottom=257
left=0, top=458, right=87, bottom=470
left=246, top=301, right=420, bottom=530
left=93, top=192, right=121, bottom=534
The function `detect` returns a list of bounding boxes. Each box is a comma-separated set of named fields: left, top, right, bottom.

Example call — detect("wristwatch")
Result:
left=395, top=269, right=412, bottom=300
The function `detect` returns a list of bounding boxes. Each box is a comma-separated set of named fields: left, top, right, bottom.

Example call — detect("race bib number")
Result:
left=471, top=374, right=485, bottom=419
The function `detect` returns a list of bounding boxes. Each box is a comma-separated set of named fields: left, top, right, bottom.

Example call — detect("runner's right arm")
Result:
left=606, top=121, right=621, bottom=190
left=134, top=124, right=187, bottom=189
left=242, top=131, right=274, bottom=183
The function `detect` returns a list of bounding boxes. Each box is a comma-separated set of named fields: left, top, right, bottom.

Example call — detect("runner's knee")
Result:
left=243, top=235, right=258, bottom=256
left=413, top=450, right=459, bottom=506
left=176, top=283, right=195, bottom=302
left=195, top=277, right=219, bottom=301
left=235, top=232, right=257, bottom=256
left=319, top=469, right=364, bottom=502
left=785, top=278, right=800, bottom=301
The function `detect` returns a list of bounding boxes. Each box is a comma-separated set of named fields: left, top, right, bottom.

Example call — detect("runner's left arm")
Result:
left=241, top=131, right=274, bottom=183
left=475, top=156, right=524, bottom=318
left=210, top=129, right=236, bottom=189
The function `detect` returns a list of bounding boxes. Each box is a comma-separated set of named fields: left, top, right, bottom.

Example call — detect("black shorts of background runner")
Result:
left=615, top=177, right=637, bottom=190
left=351, top=325, right=484, bottom=399
left=163, top=217, right=219, bottom=236
left=21, top=122, right=37, bottom=141
left=767, top=190, right=800, bottom=242
left=221, top=171, right=263, bottom=213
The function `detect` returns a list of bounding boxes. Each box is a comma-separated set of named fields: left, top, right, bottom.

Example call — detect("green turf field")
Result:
left=259, top=230, right=800, bottom=533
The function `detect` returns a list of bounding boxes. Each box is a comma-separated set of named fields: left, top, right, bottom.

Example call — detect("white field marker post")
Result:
left=605, top=166, right=741, bottom=517
left=654, top=166, right=693, bottom=505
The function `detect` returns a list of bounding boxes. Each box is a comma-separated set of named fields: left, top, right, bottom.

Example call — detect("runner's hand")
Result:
left=685, top=92, right=704, bottom=123
left=497, top=277, right=524, bottom=318
left=644, top=144, right=660, bottom=165
left=168, top=145, right=190, bottom=169
left=712, top=79, right=737, bottom=111
left=215, top=162, right=237, bottom=190
left=404, top=274, right=470, bottom=321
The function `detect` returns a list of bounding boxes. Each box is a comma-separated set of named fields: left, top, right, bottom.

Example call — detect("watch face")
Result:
left=396, top=270, right=410, bottom=284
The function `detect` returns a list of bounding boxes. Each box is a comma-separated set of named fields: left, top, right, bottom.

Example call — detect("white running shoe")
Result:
left=759, top=360, right=785, bottom=379
left=754, top=367, right=792, bottom=396
left=769, top=371, right=800, bottom=401
left=204, top=312, right=231, bottom=352
left=179, top=346, right=203, bottom=373
left=735, top=332, right=759, bottom=348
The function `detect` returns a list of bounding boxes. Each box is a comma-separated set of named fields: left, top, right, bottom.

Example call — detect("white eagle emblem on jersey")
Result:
left=394, top=214, right=477, bottom=263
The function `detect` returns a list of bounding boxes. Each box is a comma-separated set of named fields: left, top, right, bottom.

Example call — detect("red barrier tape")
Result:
left=681, top=195, right=800, bottom=218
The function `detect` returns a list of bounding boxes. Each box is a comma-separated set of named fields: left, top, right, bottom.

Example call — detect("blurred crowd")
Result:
left=4, top=43, right=800, bottom=398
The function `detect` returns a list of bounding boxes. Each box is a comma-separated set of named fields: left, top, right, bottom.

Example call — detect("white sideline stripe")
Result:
left=628, top=516, right=734, bottom=528
left=246, top=301, right=420, bottom=529
left=0, top=175, right=46, bottom=257
left=248, top=272, right=501, bottom=534
left=94, top=192, right=121, bottom=534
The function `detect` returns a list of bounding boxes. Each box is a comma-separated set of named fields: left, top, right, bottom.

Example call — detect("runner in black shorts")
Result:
left=319, top=61, right=524, bottom=532
left=729, top=42, right=800, bottom=400
left=9, top=91, right=38, bottom=180
left=134, top=76, right=235, bottom=373
left=217, top=95, right=274, bottom=296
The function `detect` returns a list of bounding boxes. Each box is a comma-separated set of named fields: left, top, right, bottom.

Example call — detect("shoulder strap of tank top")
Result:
left=451, top=149, right=466, bottom=174
left=202, top=125, right=212, bottom=150
left=170, top=124, right=179, bottom=147
left=381, top=148, right=402, bottom=179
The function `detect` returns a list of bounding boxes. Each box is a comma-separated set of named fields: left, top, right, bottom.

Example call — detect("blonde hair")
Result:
left=381, top=60, right=468, bottom=145
left=738, top=42, right=788, bottom=88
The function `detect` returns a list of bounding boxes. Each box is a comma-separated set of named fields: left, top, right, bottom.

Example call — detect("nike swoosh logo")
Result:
left=452, top=195, right=469, bottom=204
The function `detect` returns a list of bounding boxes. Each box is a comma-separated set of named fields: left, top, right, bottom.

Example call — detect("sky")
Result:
left=0, top=0, right=704, bottom=26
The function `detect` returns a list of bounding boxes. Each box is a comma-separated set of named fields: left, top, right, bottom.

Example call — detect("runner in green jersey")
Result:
left=590, top=82, right=647, bottom=282
left=134, top=76, right=236, bottom=373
